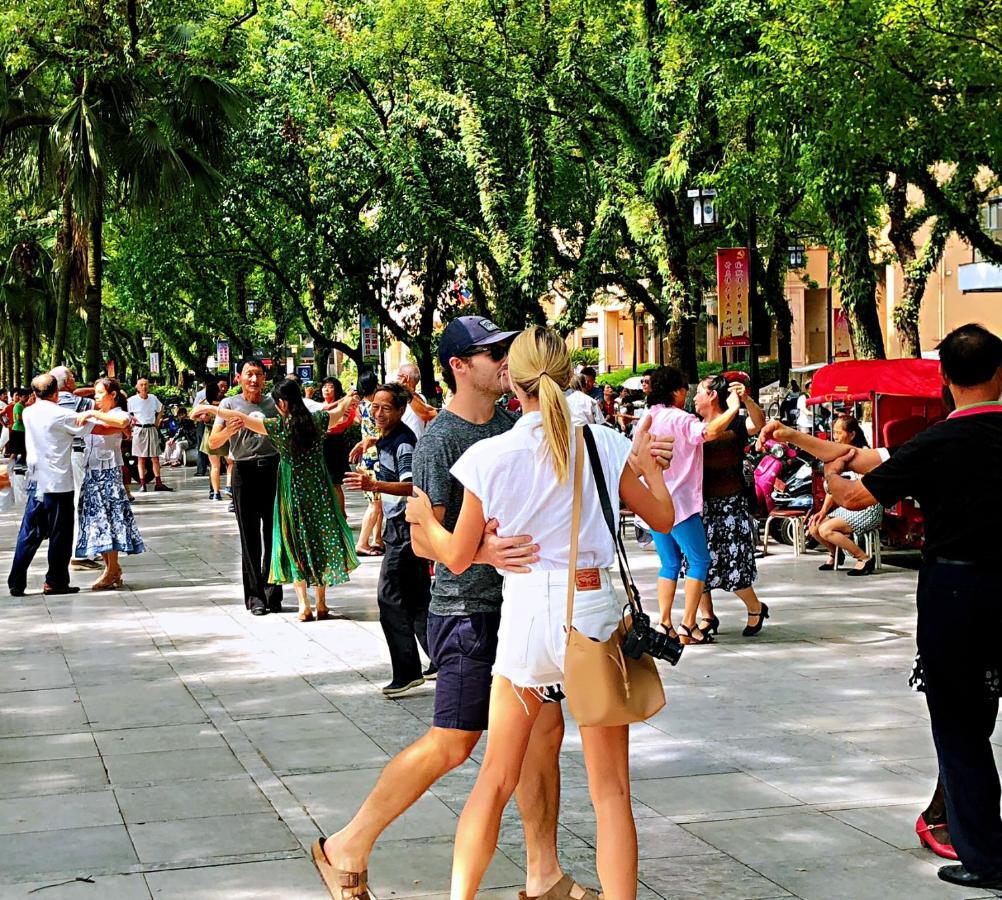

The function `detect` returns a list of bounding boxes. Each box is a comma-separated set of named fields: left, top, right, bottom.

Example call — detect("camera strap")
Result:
left=581, top=426, right=644, bottom=618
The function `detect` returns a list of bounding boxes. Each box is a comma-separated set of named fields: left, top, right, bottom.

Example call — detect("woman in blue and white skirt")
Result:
left=807, top=415, right=882, bottom=576
left=406, top=326, right=675, bottom=900
left=75, top=378, right=145, bottom=590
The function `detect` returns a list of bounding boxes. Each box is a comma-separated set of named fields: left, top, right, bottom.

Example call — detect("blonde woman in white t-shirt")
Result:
left=406, top=326, right=674, bottom=900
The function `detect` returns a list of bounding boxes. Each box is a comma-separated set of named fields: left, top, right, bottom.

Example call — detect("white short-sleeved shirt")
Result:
left=402, top=400, right=427, bottom=441
left=565, top=389, right=602, bottom=426
left=83, top=410, right=129, bottom=468
left=127, top=394, right=162, bottom=425
left=23, top=400, right=95, bottom=494
left=450, top=412, right=633, bottom=571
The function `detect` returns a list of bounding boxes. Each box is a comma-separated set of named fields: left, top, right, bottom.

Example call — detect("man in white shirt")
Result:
left=8, top=373, right=95, bottom=596
left=127, top=378, right=172, bottom=492
left=397, top=362, right=436, bottom=441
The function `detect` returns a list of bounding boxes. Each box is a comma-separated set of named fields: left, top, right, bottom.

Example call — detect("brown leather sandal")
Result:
left=518, top=874, right=601, bottom=900
left=311, top=838, right=371, bottom=898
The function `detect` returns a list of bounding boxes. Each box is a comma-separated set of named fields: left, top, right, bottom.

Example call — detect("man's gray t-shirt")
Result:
left=218, top=394, right=279, bottom=460
left=413, top=407, right=516, bottom=615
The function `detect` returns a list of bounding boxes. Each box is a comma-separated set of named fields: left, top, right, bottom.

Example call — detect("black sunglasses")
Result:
left=465, top=343, right=509, bottom=362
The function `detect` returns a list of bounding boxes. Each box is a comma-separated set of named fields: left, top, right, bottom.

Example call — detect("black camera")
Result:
left=621, top=608, right=683, bottom=666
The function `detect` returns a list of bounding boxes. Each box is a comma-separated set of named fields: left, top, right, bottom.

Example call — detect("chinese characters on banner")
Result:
left=833, top=309, right=853, bottom=358
left=216, top=340, right=230, bottom=375
left=360, top=313, right=380, bottom=365
left=716, top=248, right=751, bottom=347
left=149, top=352, right=161, bottom=376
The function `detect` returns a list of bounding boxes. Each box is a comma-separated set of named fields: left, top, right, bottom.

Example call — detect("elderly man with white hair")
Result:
left=50, top=366, right=101, bottom=570
left=396, top=362, right=437, bottom=441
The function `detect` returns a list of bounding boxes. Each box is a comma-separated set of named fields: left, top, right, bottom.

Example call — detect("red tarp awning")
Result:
left=807, top=359, right=943, bottom=403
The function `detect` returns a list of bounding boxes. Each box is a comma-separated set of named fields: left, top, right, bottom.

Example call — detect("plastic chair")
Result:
left=763, top=509, right=807, bottom=556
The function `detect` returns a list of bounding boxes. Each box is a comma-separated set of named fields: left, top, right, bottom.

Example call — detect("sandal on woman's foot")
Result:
left=742, top=602, right=769, bottom=637
left=698, top=615, right=720, bottom=635
left=316, top=607, right=332, bottom=620
left=311, top=838, right=371, bottom=898
left=354, top=548, right=380, bottom=557
left=677, top=623, right=714, bottom=645
left=518, top=874, right=600, bottom=900
left=818, top=556, right=836, bottom=571
left=298, top=610, right=314, bottom=622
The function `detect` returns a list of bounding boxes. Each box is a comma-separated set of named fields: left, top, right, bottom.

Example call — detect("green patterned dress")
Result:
left=265, top=411, right=359, bottom=585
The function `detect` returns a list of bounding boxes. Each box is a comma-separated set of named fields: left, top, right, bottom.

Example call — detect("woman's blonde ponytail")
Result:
left=507, top=326, right=574, bottom=483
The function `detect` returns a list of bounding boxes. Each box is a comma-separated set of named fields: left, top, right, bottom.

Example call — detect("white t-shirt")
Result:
left=83, top=410, right=129, bottom=468
left=796, top=395, right=812, bottom=430
left=565, top=390, right=602, bottom=426
left=451, top=412, right=633, bottom=571
left=127, top=394, right=162, bottom=425
left=402, top=401, right=427, bottom=441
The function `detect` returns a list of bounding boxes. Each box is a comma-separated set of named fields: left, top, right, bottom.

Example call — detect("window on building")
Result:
left=581, top=336, right=599, bottom=349
left=987, top=197, right=1002, bottom=234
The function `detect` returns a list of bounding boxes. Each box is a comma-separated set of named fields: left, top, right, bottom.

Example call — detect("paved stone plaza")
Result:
left=0, top=472, right=994, bottom=899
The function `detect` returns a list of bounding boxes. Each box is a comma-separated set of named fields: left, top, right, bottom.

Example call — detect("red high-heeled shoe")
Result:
left=916, top=813, right=958, bottom=860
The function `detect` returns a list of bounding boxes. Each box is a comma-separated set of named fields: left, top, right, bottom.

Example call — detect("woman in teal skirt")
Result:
left=194, top=378, right=359, bottom=620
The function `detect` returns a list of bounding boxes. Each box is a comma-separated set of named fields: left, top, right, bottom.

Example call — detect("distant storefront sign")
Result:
left=296, top=364, right=314, bottom=382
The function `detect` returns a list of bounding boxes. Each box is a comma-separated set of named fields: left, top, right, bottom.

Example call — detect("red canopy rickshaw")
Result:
left=807, top=359, right=947, bottom=548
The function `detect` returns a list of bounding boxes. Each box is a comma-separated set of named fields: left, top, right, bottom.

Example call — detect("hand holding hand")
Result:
left=756, top=419, right=790, bottom=450
left=75, top=410, right=94, bottom=425
left=729, top=382, right=748, bottom=403
left=727, top=385, right=742, bottom=410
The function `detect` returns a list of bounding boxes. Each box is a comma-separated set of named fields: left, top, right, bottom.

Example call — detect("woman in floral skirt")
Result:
left=75, top=378, right=145, bottom=589
left=195, top=378, right=359, bottom=620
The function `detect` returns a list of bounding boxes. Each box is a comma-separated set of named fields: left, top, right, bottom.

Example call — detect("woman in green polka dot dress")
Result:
left=194, top=378, right=359, bottom=620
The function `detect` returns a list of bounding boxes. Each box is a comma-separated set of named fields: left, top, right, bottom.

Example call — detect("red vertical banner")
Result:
left=716, top=248, right=751, bottom=347
left=833, top=308, right=852, bottom=358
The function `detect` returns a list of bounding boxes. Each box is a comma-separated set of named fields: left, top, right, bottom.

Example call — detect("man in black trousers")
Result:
left=8, top=373, right=95, bottom=596
left=209, top=360, right=283, bottom=616
left=828, top=323, right=1002, bottom=889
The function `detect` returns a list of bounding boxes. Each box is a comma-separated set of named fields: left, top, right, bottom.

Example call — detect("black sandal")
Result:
left=677, top=623, right=714, bottom=645
left=698, top=615, right=720, bottom=636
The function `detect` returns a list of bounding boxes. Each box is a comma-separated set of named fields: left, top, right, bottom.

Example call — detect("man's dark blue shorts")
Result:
left=427, top=611, right=501, bottom=732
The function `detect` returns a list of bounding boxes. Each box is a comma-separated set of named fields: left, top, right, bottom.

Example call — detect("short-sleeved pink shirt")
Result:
left=639, top=404, right=706, bottom=523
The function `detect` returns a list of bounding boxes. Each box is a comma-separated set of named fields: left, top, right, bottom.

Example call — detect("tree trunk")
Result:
left=22, top=321, right=34, bottom=383
left=827, top=195, right=885, bottom=359
left=51, top=186, right=74, bottom=369
left=12, top=328, right=21, bottom=387
left=83, top=182, right=104, bottom=382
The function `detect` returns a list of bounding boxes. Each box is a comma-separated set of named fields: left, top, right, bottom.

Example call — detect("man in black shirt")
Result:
left=345, top=382, right=430, bottom=697
left=827, top=323, right=1002, bottom=889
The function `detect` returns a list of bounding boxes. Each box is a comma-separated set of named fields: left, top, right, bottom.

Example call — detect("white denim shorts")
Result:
left=495, top=568, right=622, bottom=691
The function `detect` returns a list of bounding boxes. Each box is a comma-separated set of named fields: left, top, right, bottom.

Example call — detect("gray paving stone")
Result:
left=637, top=852, right=791, bottom=899
left=0, top=652, right=73, bottom=693
left=0, top=874, right=151, bottom=899
left=685, top=810, right=896, bottom=864
left=115, top=776, right=272, bottom=823
left=630, top=772, right=802, bottom=818
left=750, top=849, right=997, bottom=899
left=0, top=758, right=108, bottom=799
left=0, top=789, right=121, bottom=834
left=103, top=747, right=247, bottom=786
left=0, top=825, right=138, bottom=880
left=144, top=858, right=328, bottom=898
left=752, top=760, right=930, bottom=806
left=76, top=682, right=206, bottom=730
left=92, top=724, right=227, bottom=757
left=128, top=812, right=298, bottom=863
left=0, top=733, right=97, bottom=764
left=0, top=688, right=88, bottom=737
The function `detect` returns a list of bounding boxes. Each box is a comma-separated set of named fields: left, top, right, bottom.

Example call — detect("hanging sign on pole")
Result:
left=149, top=352, right=161, bottom=376
left=360, top=313, right=381, bottom=365
left=216, top=341, right=230, bottom=375
left=716, top=248, right=751, bottom=348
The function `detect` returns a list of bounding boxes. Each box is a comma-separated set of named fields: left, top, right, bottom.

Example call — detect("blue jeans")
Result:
left=8, top=484, right=75, bottom=593
left=651, top=513, right=710, bottom=582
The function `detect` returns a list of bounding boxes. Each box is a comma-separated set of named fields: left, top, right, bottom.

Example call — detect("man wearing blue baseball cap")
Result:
left=313, top=316, right=601, bottom=900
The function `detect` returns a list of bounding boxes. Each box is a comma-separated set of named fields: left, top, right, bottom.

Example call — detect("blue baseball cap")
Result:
left=437, top=316, right=518, bottom=370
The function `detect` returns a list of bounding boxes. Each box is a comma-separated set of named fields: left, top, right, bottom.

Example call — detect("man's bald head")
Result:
left=50, top=366, right=75, bottom=391
left=397, top=363, right=420, bottom=391
left=32, top=373, right=58, bottom=399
